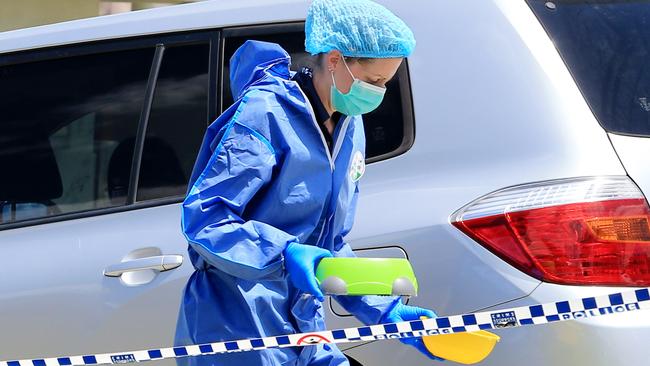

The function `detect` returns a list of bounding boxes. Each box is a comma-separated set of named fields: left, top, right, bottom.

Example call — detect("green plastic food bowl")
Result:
left=315, top=257, right=418, bottom=296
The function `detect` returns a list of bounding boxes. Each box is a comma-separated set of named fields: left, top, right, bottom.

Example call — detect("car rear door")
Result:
left=0, top=31, right=217, bottom=364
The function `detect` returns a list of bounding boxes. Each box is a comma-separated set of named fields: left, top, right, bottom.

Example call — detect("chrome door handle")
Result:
left=103, top=255, right=183, bottom=277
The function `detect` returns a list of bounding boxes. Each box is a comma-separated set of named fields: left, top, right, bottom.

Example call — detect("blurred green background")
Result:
left=0, top=0, right=202, bottom=32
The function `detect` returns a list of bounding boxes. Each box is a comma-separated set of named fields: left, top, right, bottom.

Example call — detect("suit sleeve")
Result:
left=181, top=119, right=297, bottom=281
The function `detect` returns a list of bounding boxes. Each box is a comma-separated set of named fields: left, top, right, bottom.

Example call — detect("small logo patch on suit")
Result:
left=349, top=151, right=365, bottom=182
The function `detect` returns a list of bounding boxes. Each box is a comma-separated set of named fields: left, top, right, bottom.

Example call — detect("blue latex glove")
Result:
left=284, top=242, right=332, bottom=301
left=381, top=301, right=445, bottom=361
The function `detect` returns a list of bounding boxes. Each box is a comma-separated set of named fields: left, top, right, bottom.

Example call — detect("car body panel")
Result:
left=0, top=204, right=189, bottom=366
left=608, top=133, right=650, bottom=199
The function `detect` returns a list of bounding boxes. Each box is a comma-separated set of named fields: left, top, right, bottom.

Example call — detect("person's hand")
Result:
left=382, top=301, right=445, bottom=361
left=284, top=242, right=332, bottom=301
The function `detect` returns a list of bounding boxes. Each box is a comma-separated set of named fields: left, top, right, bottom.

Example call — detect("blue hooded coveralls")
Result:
left=175, top=40, right=398, bottom=365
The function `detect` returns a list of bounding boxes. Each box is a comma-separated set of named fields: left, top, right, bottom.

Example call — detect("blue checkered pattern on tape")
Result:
left=3, top=288, right=649, bottom=366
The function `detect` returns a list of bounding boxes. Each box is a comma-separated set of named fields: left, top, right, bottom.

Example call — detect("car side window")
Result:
left=136, top=42, right=210, bottom=202
left=0, top=47, right=155, bottom=224
left=221, top=27, right=414, bottom=162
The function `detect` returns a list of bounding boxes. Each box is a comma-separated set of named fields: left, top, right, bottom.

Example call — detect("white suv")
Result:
left=1, top=1, right=649, bottom=365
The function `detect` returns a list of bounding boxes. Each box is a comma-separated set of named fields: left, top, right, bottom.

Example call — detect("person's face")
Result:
left=327, top=51, right=403, bottom=94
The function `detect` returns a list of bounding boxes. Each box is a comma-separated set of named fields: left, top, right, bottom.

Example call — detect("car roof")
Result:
left=0, top=0, right=308, bottom=54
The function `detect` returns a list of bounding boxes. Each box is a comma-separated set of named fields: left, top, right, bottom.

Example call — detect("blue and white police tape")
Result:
left=3, top=288, right=649, bottom=366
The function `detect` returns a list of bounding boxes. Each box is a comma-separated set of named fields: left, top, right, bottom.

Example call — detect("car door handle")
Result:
left=103, top=255, right=183, bottom=277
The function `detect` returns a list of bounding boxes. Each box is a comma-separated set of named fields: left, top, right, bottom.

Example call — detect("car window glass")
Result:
left=527, top=0, right=650, bottom=136
left=136, top=43, right=210, bottom=201
left=222, top=30, right=413, bottom=161
left=0, top=47, right=154, bottom=224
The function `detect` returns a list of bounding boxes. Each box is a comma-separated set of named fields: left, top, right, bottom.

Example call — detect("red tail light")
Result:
left=452, top=177, right=650, bottom=286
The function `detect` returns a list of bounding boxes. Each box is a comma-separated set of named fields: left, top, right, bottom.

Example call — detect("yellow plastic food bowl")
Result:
left=422, top=327, right=500, bottom=364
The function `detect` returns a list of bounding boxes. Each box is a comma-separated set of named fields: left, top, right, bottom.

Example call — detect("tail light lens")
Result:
left=452, top=176, right=650, bottom=286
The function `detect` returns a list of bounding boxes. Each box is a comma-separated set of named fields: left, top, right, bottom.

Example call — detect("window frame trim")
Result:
left=365, top=58, right=416, bottom=164
left=127, top=43, right=165, bottom=205
left=0, top=198, right=184, bottom=231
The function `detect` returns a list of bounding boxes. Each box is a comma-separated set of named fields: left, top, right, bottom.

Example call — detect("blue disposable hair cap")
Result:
left=305, top=0, right=416, bottom=58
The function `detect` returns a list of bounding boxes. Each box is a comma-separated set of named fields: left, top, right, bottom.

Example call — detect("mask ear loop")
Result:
left=341, top=57, right=356, bottom=81
left=331, top=56, right=355, bottom=95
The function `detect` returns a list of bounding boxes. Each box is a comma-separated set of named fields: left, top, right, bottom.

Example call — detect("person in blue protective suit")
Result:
left=175, top=0, right=443, bottom=365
